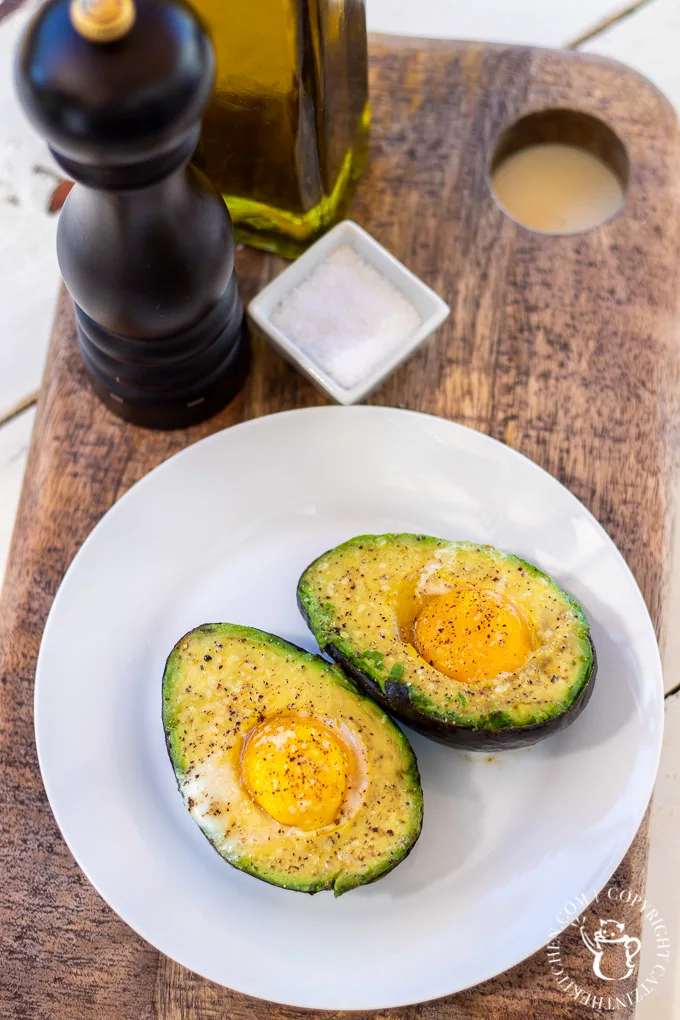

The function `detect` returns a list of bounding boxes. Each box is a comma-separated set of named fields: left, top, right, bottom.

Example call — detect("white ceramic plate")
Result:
left=35, top=406, right=663, bottom=1011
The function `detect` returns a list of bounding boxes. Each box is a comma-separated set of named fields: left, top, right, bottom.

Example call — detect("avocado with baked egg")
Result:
left=298, top=535, right=596, bottom=750
left=162, top=623, right=423, bottom=895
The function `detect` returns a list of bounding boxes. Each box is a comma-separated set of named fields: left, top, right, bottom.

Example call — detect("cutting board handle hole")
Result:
left=489, top=109, right=629, bottom=234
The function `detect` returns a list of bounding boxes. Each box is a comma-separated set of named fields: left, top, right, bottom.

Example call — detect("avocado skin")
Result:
left=162, top=622, right=424, bottom=895
left=320, top=637, right=597, bottom=751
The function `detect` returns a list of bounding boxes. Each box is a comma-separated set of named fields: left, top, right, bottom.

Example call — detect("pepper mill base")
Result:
left=82, top=331, right=250, bottom=429
left=75, top=279, right=250, bottom=430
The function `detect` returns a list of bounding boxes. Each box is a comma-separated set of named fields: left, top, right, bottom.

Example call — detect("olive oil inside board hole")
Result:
left=490, top=109, right=630, bottom=234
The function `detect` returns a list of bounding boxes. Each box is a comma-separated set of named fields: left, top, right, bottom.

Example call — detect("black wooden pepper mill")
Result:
left=15, top=0, right=249, bottom=429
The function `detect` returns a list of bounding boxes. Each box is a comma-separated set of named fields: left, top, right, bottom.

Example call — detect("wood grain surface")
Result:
left=1, top=36, right=679, bottom=1020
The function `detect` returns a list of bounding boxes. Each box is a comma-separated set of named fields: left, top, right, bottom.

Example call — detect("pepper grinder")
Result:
left=15, top=0, right=249, bottom=429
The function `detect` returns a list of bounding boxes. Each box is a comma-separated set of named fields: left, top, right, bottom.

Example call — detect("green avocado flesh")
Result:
left=298, top=535, right=596, bottom=743
left=162, top=623, right=423, bottom=895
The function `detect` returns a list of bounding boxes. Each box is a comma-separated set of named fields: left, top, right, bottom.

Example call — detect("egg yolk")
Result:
left=414, top=588, right=534, bottom=682
left=241, top=715, right=348, bottom=831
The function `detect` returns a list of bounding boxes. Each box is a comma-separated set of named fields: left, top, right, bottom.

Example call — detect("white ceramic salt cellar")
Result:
left=248, top=220, right=450, bottom=404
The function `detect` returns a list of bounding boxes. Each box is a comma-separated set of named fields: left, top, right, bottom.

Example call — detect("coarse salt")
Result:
left=270, top=244, right=422, bottom=391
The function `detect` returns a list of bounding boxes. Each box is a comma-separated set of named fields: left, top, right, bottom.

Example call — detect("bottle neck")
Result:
left=50, top=127, right=200, bottom=191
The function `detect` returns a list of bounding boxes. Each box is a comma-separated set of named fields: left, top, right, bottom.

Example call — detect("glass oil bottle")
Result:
left=194, top=0, right=370, bottom=257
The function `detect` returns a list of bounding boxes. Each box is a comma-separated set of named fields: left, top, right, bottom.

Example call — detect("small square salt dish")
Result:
left=247, top=220, right=450, bottom=405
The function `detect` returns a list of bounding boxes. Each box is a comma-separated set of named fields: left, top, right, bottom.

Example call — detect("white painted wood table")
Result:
left=0, top=1, right=677, bottom=1016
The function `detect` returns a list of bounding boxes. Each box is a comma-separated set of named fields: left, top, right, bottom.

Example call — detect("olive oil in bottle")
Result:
left=193, top=0, right=369, bottom=257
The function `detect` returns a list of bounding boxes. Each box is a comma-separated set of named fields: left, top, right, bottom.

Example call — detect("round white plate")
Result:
left=35, top=406, right=663, bottom=1011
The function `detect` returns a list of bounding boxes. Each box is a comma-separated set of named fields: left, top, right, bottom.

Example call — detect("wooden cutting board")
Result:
left=1, top=35, right=679, bottom=1020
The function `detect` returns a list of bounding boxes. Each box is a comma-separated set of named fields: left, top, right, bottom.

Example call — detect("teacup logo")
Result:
left=580, top=919, right=641, bottom=981
left=546, top=885, right=670, bottom=1011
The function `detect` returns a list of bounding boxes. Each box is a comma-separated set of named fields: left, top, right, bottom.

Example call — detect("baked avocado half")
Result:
left=162, top=623, right=423, bottom=895
left=298, top=535, right=597, bottom=750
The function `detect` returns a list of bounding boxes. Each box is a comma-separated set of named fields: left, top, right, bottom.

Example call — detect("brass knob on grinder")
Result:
left=15, top=0, right=249, bottom=429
